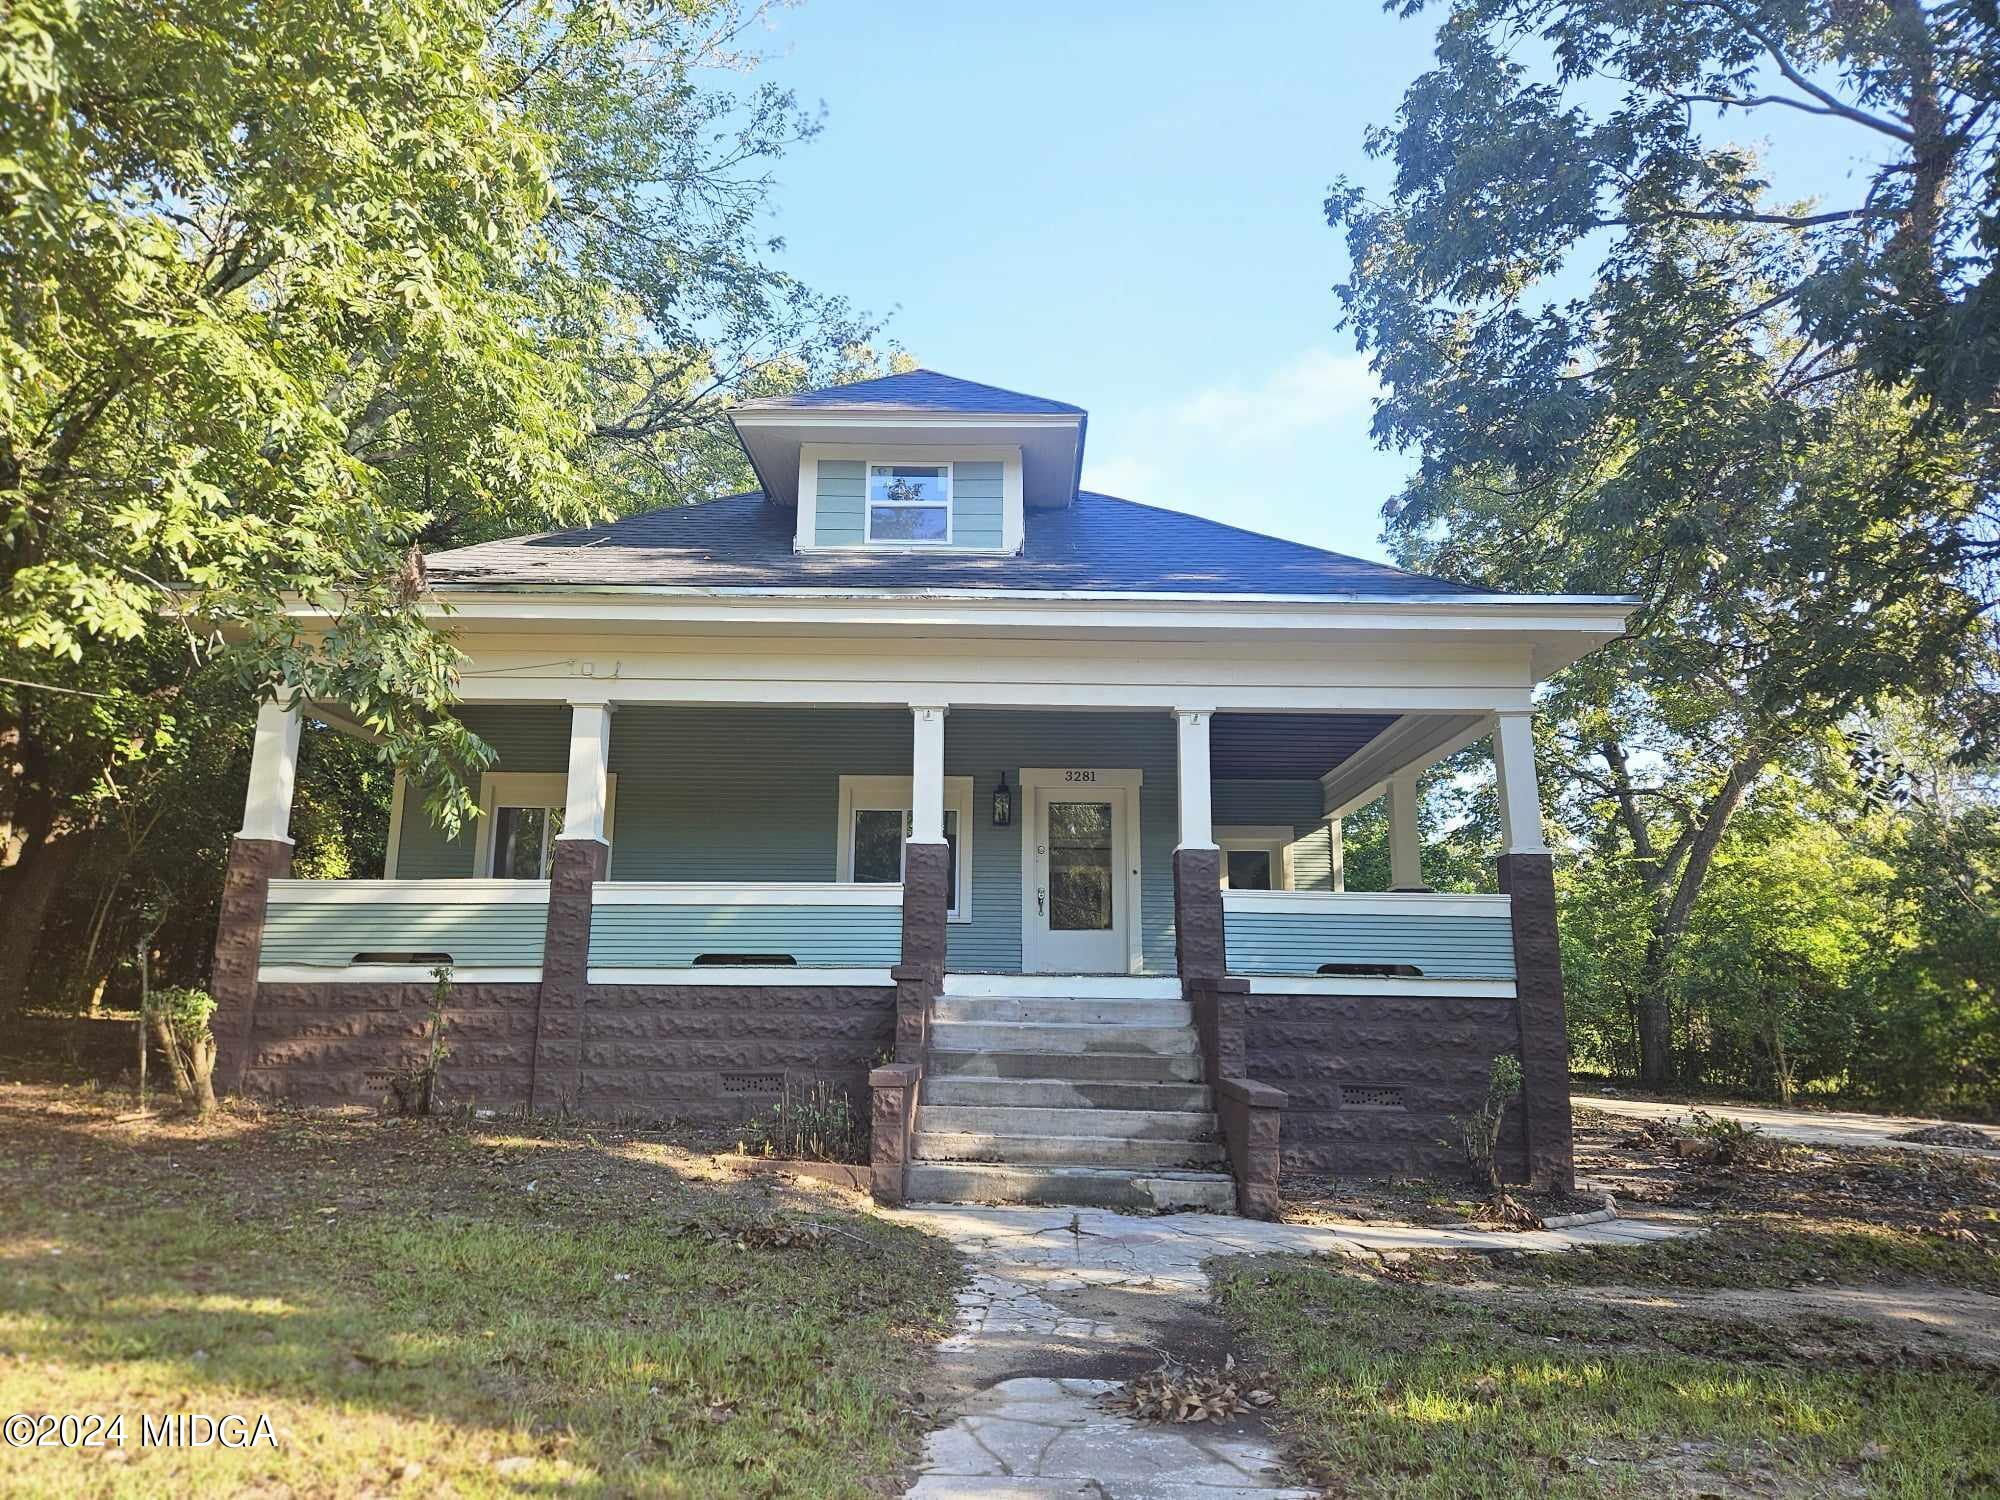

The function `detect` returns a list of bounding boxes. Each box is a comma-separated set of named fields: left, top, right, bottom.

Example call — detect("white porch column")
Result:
left=1492, top=710, right=1550, bottom=855
left=909, top=703, right=948, bottom=844
left=1173, top=707, right=1217, bottom=850
left=557, top=699, right=614, bottom=843
left=238, top=693, right=303, bottom=843
left=1387, top=770, right=1424, bottom=890
left=1327, top=816, right=1346, bottom=893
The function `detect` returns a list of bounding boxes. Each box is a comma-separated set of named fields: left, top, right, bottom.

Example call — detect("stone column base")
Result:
left=211, top=836, right=294, bottom=1093
left=1498, top=852, right=1574, bottom=1191
left=1217, top=1077, right=1285, bottom=1219
left=869, top=1062, right=922, bottom=1205
left=530, top=837, right=607, bottom=1115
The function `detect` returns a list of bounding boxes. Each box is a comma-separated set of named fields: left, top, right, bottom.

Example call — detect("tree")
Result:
left=1331, top=0, right=1999, bottom=1081
left=1, top=0, right=878, bottom=1010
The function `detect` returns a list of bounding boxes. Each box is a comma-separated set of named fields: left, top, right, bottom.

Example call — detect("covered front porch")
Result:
left=232, top=697, right=1553, bottom=989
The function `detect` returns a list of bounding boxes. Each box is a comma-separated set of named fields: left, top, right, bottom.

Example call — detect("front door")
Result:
left=1027, top=781, right=1134, bottom=973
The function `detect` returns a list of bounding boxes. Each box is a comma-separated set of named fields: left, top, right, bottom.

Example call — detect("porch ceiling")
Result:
left=1210, top=712, right=1400, bottom=780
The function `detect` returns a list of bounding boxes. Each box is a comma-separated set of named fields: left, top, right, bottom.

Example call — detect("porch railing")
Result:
left=260, top=880, right=551, bottom=973
left=1221, top=890, right=1516, bottom=979
left=588, top=882, right=904, bottom=970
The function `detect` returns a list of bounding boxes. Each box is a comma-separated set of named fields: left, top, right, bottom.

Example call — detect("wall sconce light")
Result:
left=992, top=770, right=1013, bottom=827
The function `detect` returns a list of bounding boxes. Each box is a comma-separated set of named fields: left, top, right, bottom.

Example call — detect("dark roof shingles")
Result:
left=733, top=368, right=1085, bottom=416
left=425, top=491, right=1485, bottom=599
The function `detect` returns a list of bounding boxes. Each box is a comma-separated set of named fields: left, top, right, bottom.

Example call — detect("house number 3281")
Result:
left=1063, top=770, right=1097, bottom=782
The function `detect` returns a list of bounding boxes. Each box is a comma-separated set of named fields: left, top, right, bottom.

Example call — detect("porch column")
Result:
left=1491, top=710, right=1572, bottom=1189
left=1327, top=817, right=1346, bottom=893
left=214, top=691, right=303, bottom=1093
left=1387, top=770, right=1425, bottom=891
left=531, top=697, right=614, bottom=1116
left=1171, top=707, right=1225, bottom=980
left=557, top=700, right=614, bottom=843
left=1491, top=710, right=1550, bottom=855
left=1172, top=708, right=1217, bottom=850
left=909, top=704, right=948, bottom=846
left=897, top=704, right=951, bottom=1064
left=240, top=695, right=303, bottom=843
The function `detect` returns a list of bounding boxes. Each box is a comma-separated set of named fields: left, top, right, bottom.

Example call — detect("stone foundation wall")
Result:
left=234, top=979, right=894, bottom=1125
left=576, top=983, right=895, bottom=1123
left=1245, top=991, right=1532, bottom=1180
left=241, top=982, right=543, bottom=1109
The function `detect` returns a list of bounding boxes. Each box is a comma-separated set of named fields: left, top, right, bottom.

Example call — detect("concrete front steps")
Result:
left=910, top=975, right=1236, bottom=1212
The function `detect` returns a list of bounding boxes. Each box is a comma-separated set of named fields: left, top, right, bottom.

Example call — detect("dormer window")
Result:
left=868, top=464, right=951, bottom=543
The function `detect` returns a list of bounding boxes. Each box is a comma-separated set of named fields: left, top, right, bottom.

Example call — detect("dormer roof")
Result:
left=728, top=368, right=1087, bottom=509
left=734, top=368, right=1085, bottom=416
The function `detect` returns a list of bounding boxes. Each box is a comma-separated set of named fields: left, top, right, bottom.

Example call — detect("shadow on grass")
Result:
left=0, top=1085, right=961, bottom=1499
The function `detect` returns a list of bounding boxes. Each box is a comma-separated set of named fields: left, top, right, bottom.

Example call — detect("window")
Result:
left=837, top=775, right=974, bottom=920
left=471, top=772, right=617, bottom=880
left=867, top=463, right=950, bottom=543
left=1216, top=827, right=1295, bottom=891
left=492, top=802, right=565, bottom=878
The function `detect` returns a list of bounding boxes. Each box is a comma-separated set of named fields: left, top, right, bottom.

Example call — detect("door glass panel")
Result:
left=1048, top=800, right=1114, bottom=931
left=1225, top=850, right=1273, bottom=891
left=942, top=811, right=959, bottom=911
left=851, top=809, right=905, bottom=883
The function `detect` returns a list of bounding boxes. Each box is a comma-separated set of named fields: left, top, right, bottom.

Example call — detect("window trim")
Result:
left=1216, top=825, right=1295, bottom=892
left=835, top=774, right=973, bottom=921
left=477, top=771, right=618, bottom=879
left=864, top=461, right=953, bottom=546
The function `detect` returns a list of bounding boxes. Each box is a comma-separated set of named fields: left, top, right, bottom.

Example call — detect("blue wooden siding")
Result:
left=388, top=705, right=1352, bottom=973
left=953, top=461, right=1005, bottom=548
left=814, top=459, right=866, bottom=546
left=589, top=903, right=901, bottom=967
left=262, top=897, right=549, bottom=968
left=394, top=706, right=571, bottom=878
left=608, top=707, right=907, bottom=882
left=1225, top=910, right=1516, bottom=979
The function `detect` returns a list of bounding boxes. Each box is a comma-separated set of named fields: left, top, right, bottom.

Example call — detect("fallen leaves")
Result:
left=1106, top=1355, right=1276, bottom=1425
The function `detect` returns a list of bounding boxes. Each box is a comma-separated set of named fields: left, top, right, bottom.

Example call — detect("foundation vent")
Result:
left=721, top=1072, right=785, bottom=1097
left=1337, top=1084, right=1407, bottom=1111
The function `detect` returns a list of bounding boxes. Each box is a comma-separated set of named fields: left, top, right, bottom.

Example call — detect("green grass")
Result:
left=1216, top=1257, right=2000, bottom=1499
left=0, top=1093, right=960, bottom=1498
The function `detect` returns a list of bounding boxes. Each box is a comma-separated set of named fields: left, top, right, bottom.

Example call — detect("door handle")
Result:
left=1037, top=887, right=1046, bottom=915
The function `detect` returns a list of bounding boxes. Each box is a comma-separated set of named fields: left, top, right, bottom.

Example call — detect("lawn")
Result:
left=1226, top=1104, right=2000, bottom=1498
left=0, top=1083, right=961, bottom=1498
left=1217, top=1256, right=2000, bottom=1499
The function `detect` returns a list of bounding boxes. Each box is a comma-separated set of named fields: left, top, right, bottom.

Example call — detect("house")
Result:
left=210, top=370, right=1632, bottom=1215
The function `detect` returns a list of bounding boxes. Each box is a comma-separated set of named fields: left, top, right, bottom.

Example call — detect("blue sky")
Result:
left=747, top=1, right=1871, bottom=563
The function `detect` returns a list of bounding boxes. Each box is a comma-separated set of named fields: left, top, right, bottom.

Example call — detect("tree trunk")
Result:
left=152, top=1016, right=195, bottom=1100
left=0, top=827, right=88, bottom=1014
left=1631, top=753, right=1767, bottom=1085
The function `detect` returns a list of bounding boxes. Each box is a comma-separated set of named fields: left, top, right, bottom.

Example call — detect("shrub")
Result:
left=146, top=986, right=219, bottom=1118
left=740, top=1075, right=863, bottom=1163
left=1452, top=1053, right=1522, bottom=1191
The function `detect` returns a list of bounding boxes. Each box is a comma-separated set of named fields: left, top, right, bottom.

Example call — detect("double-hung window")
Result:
left=838, top=775, right=973, bottom=920
left=867, top=463, right=951, bottom=544
left=475, top=772, right=616, bottom=879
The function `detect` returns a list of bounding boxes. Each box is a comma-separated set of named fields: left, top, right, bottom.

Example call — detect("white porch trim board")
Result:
left=257, top=963, right=543, bottom=985
left=587, top=966, right=894, bottom=987
left=590, top=881, right=903, bottom=906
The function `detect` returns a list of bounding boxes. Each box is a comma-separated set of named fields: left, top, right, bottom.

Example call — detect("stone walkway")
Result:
left=885, top=1203, right=1695, bottom=1499
left=1576, top=1094, right=2000, bottom=1158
